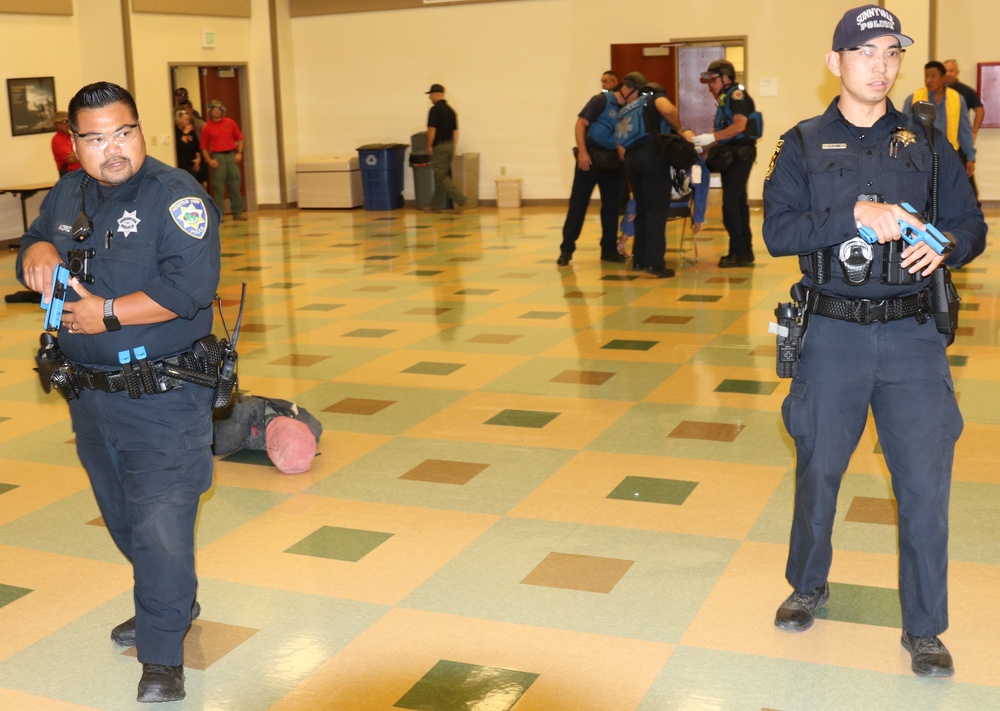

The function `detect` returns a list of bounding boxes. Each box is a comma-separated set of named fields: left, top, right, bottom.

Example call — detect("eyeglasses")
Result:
left=840, top=46, right=906, bottom=67
left=74, top=124, right=140, bottom=150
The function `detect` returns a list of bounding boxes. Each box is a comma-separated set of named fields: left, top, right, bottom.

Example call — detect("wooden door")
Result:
left=610, top=44, right=679, bottom=107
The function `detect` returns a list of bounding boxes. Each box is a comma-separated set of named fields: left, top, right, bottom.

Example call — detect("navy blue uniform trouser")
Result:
left=560, top=162, right=625, bottom=257
left=720, top=146, right=755, bottom=259
left=70, top=384, right=214, bottom=666
left=624, top=141, right=671, bottom=270
left=781, top=314, right=961, bottom=637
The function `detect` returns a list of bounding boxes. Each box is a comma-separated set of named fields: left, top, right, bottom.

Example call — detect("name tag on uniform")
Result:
left=822, top=143, right=848, bottom=150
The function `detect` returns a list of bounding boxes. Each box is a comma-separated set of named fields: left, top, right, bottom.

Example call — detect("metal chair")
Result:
left=668, top=195, right=698, bottom=265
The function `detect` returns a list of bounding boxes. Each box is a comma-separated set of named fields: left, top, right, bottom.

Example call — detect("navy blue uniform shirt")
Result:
left=17, top=156, right=221, bottom=368
left=763, top=98, right=986, bottom=300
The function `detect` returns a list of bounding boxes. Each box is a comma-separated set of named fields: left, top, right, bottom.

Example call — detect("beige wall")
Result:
left=1, top=0, right=998, bottom=210
left=287, top=0, right=1000, bottom=203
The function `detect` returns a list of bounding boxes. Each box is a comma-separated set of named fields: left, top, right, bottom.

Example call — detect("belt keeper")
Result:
left=118, top=350, right=142, bottom=399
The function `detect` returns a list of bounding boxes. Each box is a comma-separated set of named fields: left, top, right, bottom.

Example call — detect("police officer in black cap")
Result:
left=762, top=4, right=986, bottom=678
left=692, top=59, right=760, bottom=268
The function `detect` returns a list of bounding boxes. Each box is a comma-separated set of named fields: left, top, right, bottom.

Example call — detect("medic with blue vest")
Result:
left=692, top=59, right=762, bottom=268
left=762, top=5, right=986, bottom=679
left=615, top=71, right=684, bottom=278
left=558, top=78, right=628, bottom=265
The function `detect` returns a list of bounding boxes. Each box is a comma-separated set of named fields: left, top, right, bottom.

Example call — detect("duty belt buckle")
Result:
left=860, top=299, right=887, bottom=324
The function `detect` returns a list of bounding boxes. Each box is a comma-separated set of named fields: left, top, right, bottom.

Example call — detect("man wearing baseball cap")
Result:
left=424, top=84, right=468, bottom=214
left=762, top=5, right=986, bottom=678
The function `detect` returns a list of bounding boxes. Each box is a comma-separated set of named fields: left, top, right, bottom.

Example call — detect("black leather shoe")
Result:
left=719, top=254, right=754, bottom=268
left=112, top=600, right=201, bottom=647
left=556, top=253, right=571, bottom=266
left=601, top=253, right=627, bottom=263
left=629, top=259, right=644, bottom=272
left=643, top=266, right=675, bottom=278
left=138, top=663, right=185, bottom=703
left=774, top=583, right=829, bottom=631
left=901, top=632, right=954, bottom=677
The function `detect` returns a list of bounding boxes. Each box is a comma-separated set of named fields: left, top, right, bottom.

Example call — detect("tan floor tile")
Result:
left=0, top=545, right=131, bottom=663
left=644, top=363, right=785, bottom=410
left=509, top=451, right=785, bottom=539
left=196, top=496, right=498, bottom=604
left=403, top=391, right=633, bottom=450
left=268, top=608, right=674, bottom=711
left=335, top=348, right=528, bottom=390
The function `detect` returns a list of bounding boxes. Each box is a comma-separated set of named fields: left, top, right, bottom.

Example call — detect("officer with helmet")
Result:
left=692, top=59, right=760, bottom=267
left=616, top=71, right=684, bottom=278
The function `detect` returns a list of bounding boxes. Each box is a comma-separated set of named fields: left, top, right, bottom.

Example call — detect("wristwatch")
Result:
left=103, top=298, right=121, bottom=332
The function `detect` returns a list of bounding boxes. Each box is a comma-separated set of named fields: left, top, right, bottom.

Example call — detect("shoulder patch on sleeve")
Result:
left=731, top=89, right=745, bottom=100
left=169, top=197, right=209, bottom=239
left=765, top=139, right=784, bottom=181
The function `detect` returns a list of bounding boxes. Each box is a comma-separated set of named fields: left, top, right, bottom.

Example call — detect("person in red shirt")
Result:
left=50, top=110, right=81, bottom=176
left=199, top=100, right=246, bottom=220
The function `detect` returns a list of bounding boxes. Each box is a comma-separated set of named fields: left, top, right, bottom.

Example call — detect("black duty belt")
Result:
left=71, top=351, right=215, bottom=396
left=807, top=289, right=931, bottom=325
left=213, top=149, right=236, bottom=154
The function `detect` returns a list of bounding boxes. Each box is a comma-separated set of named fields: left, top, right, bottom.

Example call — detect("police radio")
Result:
left=213, top=283, right=246, bottom=409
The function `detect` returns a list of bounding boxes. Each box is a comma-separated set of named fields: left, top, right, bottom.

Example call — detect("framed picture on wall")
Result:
left=7, top=77, right=57, bottom=136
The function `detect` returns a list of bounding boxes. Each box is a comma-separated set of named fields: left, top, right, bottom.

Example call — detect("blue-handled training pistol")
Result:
left=41, top=264, right=70, bottom=331
left=858, top=202, right=954, bottom=255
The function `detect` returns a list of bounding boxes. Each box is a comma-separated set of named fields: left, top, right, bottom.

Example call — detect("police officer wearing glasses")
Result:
left=16, top=82, right=220, bottom=702
left=762, top=5, right=985, bottom=678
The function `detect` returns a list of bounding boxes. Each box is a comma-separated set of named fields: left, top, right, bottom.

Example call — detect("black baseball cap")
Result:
left=425, top=84, right=445, bottom=94
left=832, top=5, right=913, bottom=51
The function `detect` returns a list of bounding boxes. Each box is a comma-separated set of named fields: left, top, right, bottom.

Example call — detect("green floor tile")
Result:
left=519, top=311, right=566, bottom=320
left=485, top=409, right=560, bottom=428
left=395, top=659, right=539, bottom=711
left=714, top=379, right=779, bottom=395
left=607, top=476, right=698, bottom=505
left=0, top=583, right=32, bottom=609
left=0, top=483, right=18, bottom=496
left=403, top=362, right=466, bottom=375
left=602, top=339, right=658, bottom=351
left=948, top=354, right=968, bottom=367
left=345, top=328, right=396, bottom=338
left=284, top=525, right=394, bottom=562
left=678, top=294, right=723, bottom=303
left=815, top=581, right=902, bottom=628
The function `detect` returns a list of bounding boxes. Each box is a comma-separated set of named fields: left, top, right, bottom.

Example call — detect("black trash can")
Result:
left=357, top=143, right=407, bottom=210
left=409, top=152, right=434, bottom=210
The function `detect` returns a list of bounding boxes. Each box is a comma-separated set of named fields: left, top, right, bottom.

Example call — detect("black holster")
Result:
left=930, top=266, right=960, bottom=345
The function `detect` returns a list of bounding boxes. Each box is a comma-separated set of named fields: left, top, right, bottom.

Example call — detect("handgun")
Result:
left=857, top=202, right=954, bottom=255
left=41, top=264, right=70, bottom=332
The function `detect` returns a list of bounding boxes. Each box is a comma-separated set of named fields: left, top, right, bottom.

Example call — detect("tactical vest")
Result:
left=616, top=90, right=671, bottom=149
left=714, top=84, right=763, bottom=143
left=586, top=91, right=621, bottom=151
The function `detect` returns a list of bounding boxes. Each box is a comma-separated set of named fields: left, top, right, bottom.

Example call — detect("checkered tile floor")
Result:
left=0, top=200, right=998, bottom=710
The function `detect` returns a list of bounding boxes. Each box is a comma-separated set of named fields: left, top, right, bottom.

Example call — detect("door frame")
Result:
left=169, top=62, right=256, bottom=213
